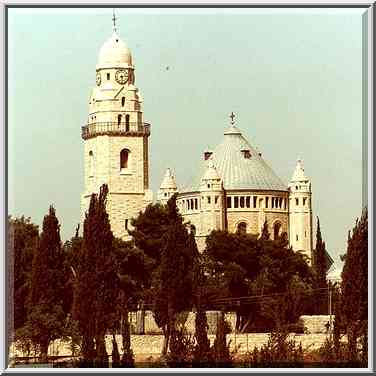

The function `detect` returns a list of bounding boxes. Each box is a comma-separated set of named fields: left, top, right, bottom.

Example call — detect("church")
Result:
left=81, top=20, right=313, bottom=262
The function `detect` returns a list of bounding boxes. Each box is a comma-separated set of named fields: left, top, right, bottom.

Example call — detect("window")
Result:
left=241, top=149, right=251, bottom=159
left=234, top=197, right=239, bottom=208
left=274, top=222, right=281, bottom=240
left=295, top=198, right=299, bottom=206
left=207, top=196, right=211, bottom=204
left=125, top=114, right=130, bottom=132
left=89, top=151, right=94, bottom=177
left=122, top=97, right=125, bottom=107
left=246, top=196, right=250, bottom=208
left=195, top=198, right=198, bottom=210
left=253, top=196, right=257, bottom=208
left=279, top=198, right=282, bottom=208
left=125, top=219, right=128, bottom=230
left=118, top=114, right=122, bottom=126
left=296, top=234, right=299, bottom=241
left=295, top=185, right=298, bottom=190
left=237, top=222, right=247, bottom=235
left=227, top=197, right=232, bottom=208
left=266, top=197, right=269, bottom=208
left=164, top=192, right=167, bottom=197
left=305, top=230, right=307, bottom=238
left=107, top=73, right=110, bottom=80
left=303, top=197, right=307, bottom=206
left=204, top=151, right=212, bottom=160
left=271, top=197, right=274, bottom=209
left=215, top=196, right=218, bottom=204
left=120, top=149, right=129, bottom=169
left=240, top=196, right=245, bottom=208
left=191, top=225, right=196, bottom=235
left=207, top=184, right=210, bottom=189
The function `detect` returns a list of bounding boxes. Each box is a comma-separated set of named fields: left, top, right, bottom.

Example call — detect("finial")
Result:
left=229, top=111, right=235, bottom=125
left=112, top=9, right=117, bottom=33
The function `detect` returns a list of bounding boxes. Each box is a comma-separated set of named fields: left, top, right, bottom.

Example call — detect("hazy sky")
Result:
left=8, top=7, right=366, bottom=268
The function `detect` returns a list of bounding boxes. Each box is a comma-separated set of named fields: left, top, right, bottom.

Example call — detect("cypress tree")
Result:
left=26, top=206, right=65, bottom=361
left=341, top=208, right=368, bottom=362
left=73, top=184, right=118, bottom=367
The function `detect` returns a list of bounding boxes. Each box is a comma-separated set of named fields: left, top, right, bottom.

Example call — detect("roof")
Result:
left=182, top=124, right=287, bottom=192
left=159, top=168, right=177, bottom=190
left=97, top=31, right=132, bottom=69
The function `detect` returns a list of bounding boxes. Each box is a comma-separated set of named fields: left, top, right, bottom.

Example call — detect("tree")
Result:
left=152, top=195, right=197, bottom=356
left=24, top=206, right=66, bottom=361
left=212, top=310, right=232, bottom=367
left=8, top=216, right=38, bottom=332
left=73, top=185, right=118, bottom=367
left=340, top=208, right=368, bottom=362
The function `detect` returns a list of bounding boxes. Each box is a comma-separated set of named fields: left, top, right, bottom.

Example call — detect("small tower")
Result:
left=199, top=160, right=225, bottom=235
left=288, top=159, right=313, bottom=262
left=81, top=16, right=153, bottom=240
left=157, top=168, right=178, bottom=205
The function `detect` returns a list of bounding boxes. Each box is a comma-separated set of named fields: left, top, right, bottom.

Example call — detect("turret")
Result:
left=288, top=159, right=313, bottom=262
left=199, top=160, right=225, bottom=234
left=157, top=168, right=178, bottom=205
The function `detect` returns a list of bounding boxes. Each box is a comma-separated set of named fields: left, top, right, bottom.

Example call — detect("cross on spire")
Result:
left=229, top=111, right=235, bottom=125
left=112, top=9, right=117, bottom=32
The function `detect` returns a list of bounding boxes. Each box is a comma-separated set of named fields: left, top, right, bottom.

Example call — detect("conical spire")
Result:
left=291, top=158, right=308, bottom=182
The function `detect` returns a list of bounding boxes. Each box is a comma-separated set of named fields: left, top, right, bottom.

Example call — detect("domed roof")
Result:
left=97, top=32, right=132, bottom=69
left=183, top=124, right=287, bottom=192
left=201, top=160, right=221, bottom=181
left=160, top=168, right=177, bottom=190
left=291, top=159, right=308, bottom=182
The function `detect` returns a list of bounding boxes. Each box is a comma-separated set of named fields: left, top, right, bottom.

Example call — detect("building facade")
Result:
left=81, top=25, right=152, bottom=240
left=81, top=23, right=313, bottom=261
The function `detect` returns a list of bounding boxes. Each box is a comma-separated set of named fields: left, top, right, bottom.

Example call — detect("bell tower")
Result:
left=81, top=17, right=152, bottom=240
left=288, top=159, right=313, bottom=262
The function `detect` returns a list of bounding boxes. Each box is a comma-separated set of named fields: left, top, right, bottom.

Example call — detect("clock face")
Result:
left=96, top=72, right=101, bottom=86
left=115, top=69, right=129, bottom=85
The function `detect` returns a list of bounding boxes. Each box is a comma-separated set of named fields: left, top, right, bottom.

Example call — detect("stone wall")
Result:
left=300, top=315, right=333, bottom=334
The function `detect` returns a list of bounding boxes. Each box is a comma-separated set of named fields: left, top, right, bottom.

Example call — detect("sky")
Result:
left=8, top=7, right=367, bottom=269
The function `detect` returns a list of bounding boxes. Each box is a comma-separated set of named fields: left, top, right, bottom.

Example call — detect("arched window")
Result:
left=237, top=222, right=247, bottom=235
left=118, top=114, right=122, bottom=126
left=190, top=224, right=196, bottom=235
left=273, top=222, right=281, bottom=240
left=125, top=114, right=130, bottom=132
left=122, top=97, right=125, bottom=107
left=120, top=149, right=129, bottom=169
left=89, top=151, right=94, bottom=177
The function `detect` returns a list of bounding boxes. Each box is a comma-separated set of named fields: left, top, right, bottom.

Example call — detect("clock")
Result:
left=96, top=72, right=101, bottom=86
left=115, top=69, right=129, bottom=85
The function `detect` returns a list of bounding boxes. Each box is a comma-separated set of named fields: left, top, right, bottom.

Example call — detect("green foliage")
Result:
left=244, top=330, right=304, bottom=367
left=205, top=226, right=313, bottom=332
left=8, top=216, right=39, bottom=333
left=193, top=308, right=212, bottom=366
left=212, top=311, right=232, bottom=367
left=167, top=329, right=195, bottom=367
left=339, top=208, right=368, bottom=364
left=23, top=206, right=66, bottom=360
left=72, top=185, right=118, bottom=367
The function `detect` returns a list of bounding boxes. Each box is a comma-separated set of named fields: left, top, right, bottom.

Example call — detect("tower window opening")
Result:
left=296, top=185, right=298, bottom=190
left=215, top=196, right=218, bottom=204
left=271, top=197, right=274, bottom=209
left=118, top=114, right=122, bottom=126
left=279, top=198, right=282, bottom=208
left=122, top=97, right=125, bottom=107
left=274, top=222, right=281, bottom=240
left=207, top=196, right=211, bottom=204
left=89, top=150, right=94, bottom=177
left=125, top=219, right=128, bottom=230
left=266, top=197, right=269, bottom=208
left=296, top=234, right=299, bottom=241
left=191, top=199, right=194, bottom=209
left=234, top=197, right=239, bottom=208
left=253, top=196, right=257, bottom=208
left=295, top=198, right=299, bottom=206
left=227, top=197, right=232, bottom=208
left=303, top=197, right=307, bottom=206
left=207, top=184, right=210, bottom=189
left=164, top=192, right=167, bottom=197
left=195, top=198, right=198, bottom=210
left=125, top=114, right=130, bottom=132
left=240, top=196, right=245, bottom=208
left=305, top=230, right=307, bottom=238
left=246, top=196, right=250, bottom=208
left=107, top=73, right=110, bottom=80
left=204, top=151, right=213, bottom=160
left=120, top=149, right=129, bottom=169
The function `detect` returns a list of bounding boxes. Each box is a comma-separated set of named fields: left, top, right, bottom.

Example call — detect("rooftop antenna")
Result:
left=112, top=8, right=117, bottom=33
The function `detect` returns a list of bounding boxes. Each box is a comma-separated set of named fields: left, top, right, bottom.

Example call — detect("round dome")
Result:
left=183, top=125, right=287, bottom=192
left=97, top=32, right=132, bottom=69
